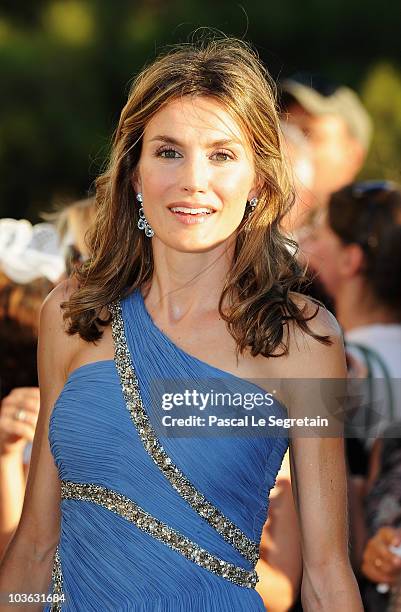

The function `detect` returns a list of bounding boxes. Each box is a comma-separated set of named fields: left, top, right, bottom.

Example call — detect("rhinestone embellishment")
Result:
left=61, top=480, right=258, bottom=589
left=50, top=546, right=64, bottom=611
left=108, top=299, right=259, bottom=567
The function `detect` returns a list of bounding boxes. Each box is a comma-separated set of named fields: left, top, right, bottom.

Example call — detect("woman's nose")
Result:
left=180, top=155, right=209, bottom=194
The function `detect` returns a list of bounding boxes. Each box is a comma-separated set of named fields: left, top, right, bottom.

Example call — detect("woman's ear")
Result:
left=131, top=169, right=141, bottom=195
left=247, top=176, right=263, bottom=202
left=341, top=243, right=365, bottom=277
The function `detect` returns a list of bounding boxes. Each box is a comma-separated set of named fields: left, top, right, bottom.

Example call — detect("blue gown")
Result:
left=46, top=289, right=288, bottom=611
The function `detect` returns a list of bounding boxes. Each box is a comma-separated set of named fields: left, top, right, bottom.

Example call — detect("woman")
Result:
left=306, top=182, right=401, bottom=450
left=305, top=182, right=401, bottom=601
left=0, top=38, right=362, bottom=611
left=0, top=220, right=61, bottom=559
left=43, top=196, right=96, bottom=276
left=0, top=267, right=48, bottom=560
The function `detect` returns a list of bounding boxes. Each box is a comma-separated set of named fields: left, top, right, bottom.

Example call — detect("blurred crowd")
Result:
left=1, top=73, right=401, bottom=612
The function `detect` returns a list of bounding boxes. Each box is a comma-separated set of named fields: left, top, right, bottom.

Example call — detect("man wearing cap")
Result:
left=281, top=73, right=372, bottom=209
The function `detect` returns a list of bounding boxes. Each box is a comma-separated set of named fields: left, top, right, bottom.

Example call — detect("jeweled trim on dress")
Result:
left=51, top=546, right=63, bottom=611
left=109, top=300, right=259, bottom=567
left=61, top=480, right=258, bottom=589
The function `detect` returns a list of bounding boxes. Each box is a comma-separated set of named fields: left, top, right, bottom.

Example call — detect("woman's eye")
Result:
left=157, top=148, right=181, bottom=159
left=211, top=150, right=234, bottom=162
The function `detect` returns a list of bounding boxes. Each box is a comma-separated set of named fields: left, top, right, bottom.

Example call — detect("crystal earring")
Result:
left=244, top=197, right=258, bottom=232
left=136, top=192, right=154, bottom=238
left=249, top=197, right=258, bottom=211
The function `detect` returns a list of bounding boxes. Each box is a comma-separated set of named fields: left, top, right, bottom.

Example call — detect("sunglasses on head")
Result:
left=351, top=180, right=396, bottom=198
left=348, top=181, right=396, bottom=251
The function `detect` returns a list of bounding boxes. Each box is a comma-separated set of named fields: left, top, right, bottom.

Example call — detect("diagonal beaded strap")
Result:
left=109, top=300, right=259, bottom=567
left=50, top=546, right=64, bottom=611
left=61, top=480, right=258, bottom=589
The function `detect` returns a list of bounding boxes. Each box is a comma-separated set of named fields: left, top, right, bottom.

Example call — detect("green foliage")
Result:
left=0, top=0, right=400, bottom=220
left=42, top=0, right=95, bottom=45
left=361, top=63, right=401, bottom=182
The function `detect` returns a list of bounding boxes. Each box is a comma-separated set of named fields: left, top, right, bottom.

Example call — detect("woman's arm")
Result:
left=287, top=303, right=363, bottom=611
left=0, top=282, right=77, bottom=611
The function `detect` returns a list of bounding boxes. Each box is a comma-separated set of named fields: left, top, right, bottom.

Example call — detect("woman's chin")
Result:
left=154, top=232, right=234, bottom=254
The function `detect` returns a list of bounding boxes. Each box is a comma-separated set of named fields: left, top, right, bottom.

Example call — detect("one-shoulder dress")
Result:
left=46, top=289, right=288, bottom=611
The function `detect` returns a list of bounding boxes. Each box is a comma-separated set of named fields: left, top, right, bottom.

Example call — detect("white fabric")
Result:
left=345, top=324, right=401, bottom=443
left=0, top=218, right=65, bottom=283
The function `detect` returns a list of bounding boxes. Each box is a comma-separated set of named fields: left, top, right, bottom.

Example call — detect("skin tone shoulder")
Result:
left=0, top=95, right=362, bottom=611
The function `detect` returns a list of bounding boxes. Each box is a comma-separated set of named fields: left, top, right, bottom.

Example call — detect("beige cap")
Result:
left=282, top=79, right=373, bottom=151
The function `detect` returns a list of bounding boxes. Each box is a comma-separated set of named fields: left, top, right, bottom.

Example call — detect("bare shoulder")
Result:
left=41, top=276, right=79, bottom=320
left=39, top=277, right=82, bottom=381
left=289, top=292, right=342, bottom=338
left=285, top=292, right=346, bottom=378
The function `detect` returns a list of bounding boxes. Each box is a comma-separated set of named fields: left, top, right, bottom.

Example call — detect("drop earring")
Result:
left=245, top=197, right=258, bottom=229
left=249, top=197, right=258, bottom=212
left=136, top=192, right=154, bottom=238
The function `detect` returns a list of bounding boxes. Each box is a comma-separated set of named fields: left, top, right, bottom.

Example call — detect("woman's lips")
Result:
left=168, top=208, right=216, bottom=225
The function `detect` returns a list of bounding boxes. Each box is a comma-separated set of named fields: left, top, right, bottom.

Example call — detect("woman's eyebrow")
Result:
left=149, top=135, right=181, bottom=145
left=149, top=135, right=243, bottom=147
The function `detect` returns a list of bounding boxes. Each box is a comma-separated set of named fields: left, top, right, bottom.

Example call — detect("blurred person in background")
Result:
left=43, top=196, right=96, bottom=276
left=305, top=182, right=401, bottom=605
left=361, top=424, right=401, bottom=611
left=0, top=219, right=63, bottom=558
left=279, top=77, right=374, bottom=310
left=280, top=73, right=372, bottom=212
left=0, top=219, right=64, bottom=397
left=305, top=181, right=401, bottom=441
left=0, top=197, right=96, bottom=560
left=280, top=121, right=315, bottom=235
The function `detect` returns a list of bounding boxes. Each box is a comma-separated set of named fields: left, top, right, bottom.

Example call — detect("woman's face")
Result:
left=134, top=96, right=258, bottom=252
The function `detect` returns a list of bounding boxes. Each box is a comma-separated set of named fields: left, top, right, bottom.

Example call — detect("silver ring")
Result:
left=14, top=409, right=27, bottom=422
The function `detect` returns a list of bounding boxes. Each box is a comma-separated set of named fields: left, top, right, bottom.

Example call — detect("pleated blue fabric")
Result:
left=46, top=289, right=288, bottom=611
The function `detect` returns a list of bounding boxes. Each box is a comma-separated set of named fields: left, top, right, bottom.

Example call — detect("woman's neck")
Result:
left=144, top=236, right=235, bottom=324
left=335, top=280, right=399, bottom=332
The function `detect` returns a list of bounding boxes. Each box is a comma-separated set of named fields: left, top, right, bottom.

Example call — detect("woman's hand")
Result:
left=362, top=527, right=401, bottom=585
left=0, top=388, right=40, bottom=456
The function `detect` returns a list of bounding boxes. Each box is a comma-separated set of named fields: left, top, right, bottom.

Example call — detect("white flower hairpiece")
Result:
left=0, top=218, right=66, bottom=283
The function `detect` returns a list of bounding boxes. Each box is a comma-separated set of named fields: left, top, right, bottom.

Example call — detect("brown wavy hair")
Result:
left=63, top=36, right=330, bottom=357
